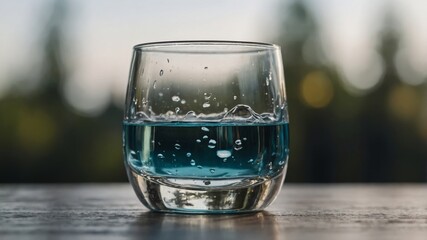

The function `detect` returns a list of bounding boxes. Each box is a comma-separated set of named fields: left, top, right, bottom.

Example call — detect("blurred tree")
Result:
left=276, top=0, right=345, bottom=182
left=276, top=1, right=427, bottom=182
left=0, top=1, right=125, bottom=182
left=359, top=9, right=427, bottom=182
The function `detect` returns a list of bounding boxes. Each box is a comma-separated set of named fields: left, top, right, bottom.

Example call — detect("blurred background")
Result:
left=0, top=0, right=426, bottom=183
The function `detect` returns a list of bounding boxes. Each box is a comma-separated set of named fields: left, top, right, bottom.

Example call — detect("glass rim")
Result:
left=133, top=40, right=281, bottom=54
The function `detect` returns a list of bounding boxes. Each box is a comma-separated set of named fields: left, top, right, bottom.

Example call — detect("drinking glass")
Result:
left=123, top=41, right=289, bottom=213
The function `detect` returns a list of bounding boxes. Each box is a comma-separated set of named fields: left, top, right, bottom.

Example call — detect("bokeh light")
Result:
left=300, top=71, right=334, bottom=108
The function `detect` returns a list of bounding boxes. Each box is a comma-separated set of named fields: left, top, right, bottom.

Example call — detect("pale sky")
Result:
left=0, top=0, right=426, bottom=115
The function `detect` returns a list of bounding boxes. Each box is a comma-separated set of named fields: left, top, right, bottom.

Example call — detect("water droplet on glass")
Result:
left=174, top=143, right=181, bottom=150
left=180, top=99, right=186, bottom=104
left=172, top=153, right=176, bottom=157
left=203, top=180, right=211, bottom=185
left=158, top=92, right=164, bottom=97
left=157, top=153, right=165, bottom=159
left=248, top=159, right=254, bottom=163
left=223, top=158, right=228, bottom=162
left=279, top=160, right=285, bottom=165
left=167, top=58, right=170, bottom=63
left=201, top=127, right=209, bottom=132
left=243, top=137, right=247, bottom=141
left=197, top=165, right=203, bottom=169
left=166, top=170, right=172, bottom=175
left=209, top=139, right=217, bottom=145
left=186, top=152, right=192, bottom=157
left=153, top=80, right=157, bottom=89
left=216, top=150, right=231, bottom=158
left=234, top=139, right=242, bottom=150
left=268, top=162, right=273, bottom=170
left=196, top=139, right=201, bottom=143
left=210, top=169, right=215, bottom=173
left=203, top=135, right=208, bottom=139
left=190, top=159, right=196, bottom=166
left=204, top=92, right=212, bottom=100
left=172, top=96, right=180, bottom=102
left=175, top=107, right=180, bottom=114
left=204, top=66, right=208, bottom=70
left=159, top=69, right=164, bottom=76
left=203, top=102, right=210, bottom=108
left=233, top=95, right=237, bottom=100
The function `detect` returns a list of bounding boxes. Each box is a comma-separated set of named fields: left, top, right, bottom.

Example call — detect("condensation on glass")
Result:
left=123, top=41, right=289, bottom=213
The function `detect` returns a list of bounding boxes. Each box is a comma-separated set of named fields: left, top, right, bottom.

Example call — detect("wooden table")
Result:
left=1, top=184, right=427, bottom=239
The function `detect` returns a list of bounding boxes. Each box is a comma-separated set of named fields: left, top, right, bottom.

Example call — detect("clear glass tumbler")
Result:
left=123, top=41, right=289, bottom=213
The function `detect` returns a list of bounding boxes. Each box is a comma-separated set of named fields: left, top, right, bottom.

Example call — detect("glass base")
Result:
left=126, top=165, right=287, bottom=214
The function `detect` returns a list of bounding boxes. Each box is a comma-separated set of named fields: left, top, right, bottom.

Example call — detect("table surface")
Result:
left=1, top=184, right=427, bottom=240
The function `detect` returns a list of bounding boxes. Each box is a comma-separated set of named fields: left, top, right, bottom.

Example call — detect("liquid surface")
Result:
left=123, top=122, right=289, bottom=182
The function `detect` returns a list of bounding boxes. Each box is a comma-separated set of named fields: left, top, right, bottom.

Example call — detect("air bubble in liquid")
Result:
left=216, top=150, right=231, bottom=158
left=234, top=139, right=242, bottom=150
left=208, top=139, right=216, bottom=149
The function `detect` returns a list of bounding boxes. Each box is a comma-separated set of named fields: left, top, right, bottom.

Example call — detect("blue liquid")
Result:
left=123, top=122, right=289, bottom=180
